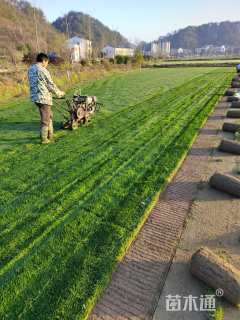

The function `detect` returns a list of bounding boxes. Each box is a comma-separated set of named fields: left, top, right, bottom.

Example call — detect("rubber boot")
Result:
left=41, top=126, right=50, bottom=144
left=48, top=119, right=54, bottom=140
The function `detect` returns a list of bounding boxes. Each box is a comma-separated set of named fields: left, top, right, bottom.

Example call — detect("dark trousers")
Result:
left=35, top=103, right=53, bottom=128
left=35, top=103, right=54, bottom=141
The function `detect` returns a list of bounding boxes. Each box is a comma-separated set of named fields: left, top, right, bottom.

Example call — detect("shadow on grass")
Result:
left=0, top=138, right=39, bottom=147
left=0, top=121, right=63, bottom=132
left=0, top=121, right=63, bottom=149
left=0, top=121, right=39, bottom=132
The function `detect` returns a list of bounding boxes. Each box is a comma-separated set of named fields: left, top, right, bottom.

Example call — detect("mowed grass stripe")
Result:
left=0, top=68, right=233, bottom=319
left=0, top=78, right=225, bottom=319
left=0, top=70, right=224, bottom=211
left=0, top=77, right=231, bottom=264
left=0, top=67, right=210, bottom=157
left=0, top=73, right=214, bottom=217
left=0, top=71, right=231, bottom=274
left=0, top=72, right=227, bottom=264
left=0, top=68, right=221, bottom=171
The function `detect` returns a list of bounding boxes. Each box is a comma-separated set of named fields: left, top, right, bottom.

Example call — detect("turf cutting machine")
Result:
left=54, top=92, right=102, bottom=130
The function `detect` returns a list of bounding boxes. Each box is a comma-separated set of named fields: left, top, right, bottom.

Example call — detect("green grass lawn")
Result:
left=0, top=67, right=233, bottom=319
left=0, top=67, right=228, bottom=153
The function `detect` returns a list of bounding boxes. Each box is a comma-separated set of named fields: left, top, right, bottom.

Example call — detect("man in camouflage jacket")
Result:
left=28, top=53, right=65, bottom=144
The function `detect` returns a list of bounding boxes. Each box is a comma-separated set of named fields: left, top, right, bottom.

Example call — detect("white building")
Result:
left=67, top=36, right=92, bottom=62
left=218, top=45, right=226, bottom=54
left=195, top=45, right=226, bottom=56
left=143, top=43, right=160, bottom=57
left=158, top=39, right=171, bottom=56
left=170, top=48, right=194, bottom=57
left=143, top=40, right=171, bottom=57
left=177, top=48, right=184, bottom=55
left=101, top=46, right=134, bottom=59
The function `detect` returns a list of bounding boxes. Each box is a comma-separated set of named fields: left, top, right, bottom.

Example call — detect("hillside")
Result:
left=163, top=21, right=240, bottom=49
left=0, top=0, right=65, bottom=63
left=52, top=11, right=131, bottom=53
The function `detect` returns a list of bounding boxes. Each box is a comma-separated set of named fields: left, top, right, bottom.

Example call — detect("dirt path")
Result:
left=89, top=97, right=240, bottom=320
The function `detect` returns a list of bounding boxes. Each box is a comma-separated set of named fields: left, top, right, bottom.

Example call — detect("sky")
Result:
left=29, top=0, right=240, bottom=42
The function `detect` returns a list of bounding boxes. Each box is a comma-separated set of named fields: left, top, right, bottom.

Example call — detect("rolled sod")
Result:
left=232, top=82, right=240, bottom=89
left=209, top=172, right=240, bottom=198
left=218, top=139, right=240, bottom=155
left=226, top=110, right=240, bottom=118
left=232, top=75, right=240, bottom=82
left=227, top=96, right=239, bottom=102
left=222, top=122, right=240, bottom=133
left=225, top=89, right=238, bottom=96
left=191, top=247, right=240, bottom=307
left=231, top=101, right=240, bottom=108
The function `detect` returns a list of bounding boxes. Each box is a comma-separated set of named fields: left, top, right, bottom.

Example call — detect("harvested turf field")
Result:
left=0, top=67, right=233, bottom=319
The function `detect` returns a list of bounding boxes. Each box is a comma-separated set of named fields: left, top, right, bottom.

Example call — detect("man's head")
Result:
left=36, top=53, right=49, bottom=68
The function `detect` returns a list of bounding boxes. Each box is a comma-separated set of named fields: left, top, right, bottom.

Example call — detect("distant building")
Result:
left=170, top=48, right=193, bottom=57
left=170, top=44, right=240, bottom=58
left=101, top=46, right=115, bottom=59
left=195, top=47, right=203, bottom=56
left=177, top=48, right=184, bottom=55
left=67, top=36, right=92, bottom=62
left=195, top=45, right=226, bottom=56
left=231, top=47, right=240, bottom=55
left=143, top=43, right=159, bottom=57
left=142, top=40, right=171, bottom=57
left=158, top=39, right=171, bottom=56
left=101, top=46, right=134, bottom=59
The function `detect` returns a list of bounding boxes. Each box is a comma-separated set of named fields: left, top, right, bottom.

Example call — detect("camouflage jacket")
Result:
left=28, top=64, right=62, bottom=106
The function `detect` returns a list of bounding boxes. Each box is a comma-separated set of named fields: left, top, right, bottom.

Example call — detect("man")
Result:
left=28, top=53, right=65, bottom=144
